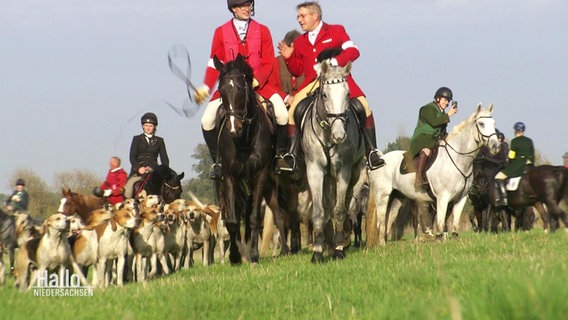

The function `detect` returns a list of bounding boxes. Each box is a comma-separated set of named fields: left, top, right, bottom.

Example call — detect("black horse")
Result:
left=489, top=165, right=568, bottom=232
left=468, top=156, right=504, bottom=232
left=213, top=54, right=286, bottom=264
left=135, top=165, right=184, bottom=204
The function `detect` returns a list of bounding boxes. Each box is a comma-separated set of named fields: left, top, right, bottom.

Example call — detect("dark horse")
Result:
left=134, top=165, right=184, bottom=204
left=213, top=54, right=285, bottom=264
left=468, top=155, right=504, bottom=232
left=0, top=209, right=17, bottom=280
left=490, top=165, right=568, bottom=232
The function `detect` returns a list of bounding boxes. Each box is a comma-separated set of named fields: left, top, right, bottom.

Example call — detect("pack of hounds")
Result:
left=0, top=191, right=230, bottom=291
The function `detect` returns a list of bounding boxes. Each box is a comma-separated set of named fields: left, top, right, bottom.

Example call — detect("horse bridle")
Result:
left=316, top=76, right=349, bottom=130
left=441, top=115, right=497, bottom=197
left=219, top=73, right=255, bottom=125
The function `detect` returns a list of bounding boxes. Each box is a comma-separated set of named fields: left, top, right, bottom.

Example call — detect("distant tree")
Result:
left=183, top=143, right=217, bottom=203
left=383, top=136, right=411, bottom=153
left=54, top=169, right=102, bottom=195
left=7, top=167, right=58, bottom=218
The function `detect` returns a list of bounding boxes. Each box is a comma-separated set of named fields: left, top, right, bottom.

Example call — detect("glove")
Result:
left=252, top=78, right=259, bottom=89
left=103, top=189, right=112, bottom=197
left=193, top=86, right=210, bottom=105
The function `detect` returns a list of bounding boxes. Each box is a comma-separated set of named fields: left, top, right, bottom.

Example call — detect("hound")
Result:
left=130, top=206, right=160, bottom=281
left=184, top=202, right=214, bottom=267
left=93, top=206, right=139, bottom=288
left=163, top=199, right=188, bottom=271
left=16, top=213, right=88, bottom=291
left=68, top=214, right=103, bottom=285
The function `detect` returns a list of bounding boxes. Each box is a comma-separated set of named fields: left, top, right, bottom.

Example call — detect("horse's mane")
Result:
left=220, top=54, right=253, bottom=84
left=447, top=106, right=491, bottom=138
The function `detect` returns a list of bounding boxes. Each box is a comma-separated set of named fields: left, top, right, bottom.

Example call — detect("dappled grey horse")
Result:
left=302, top=60, right=365, bottom=263
left=369, top=104, right=500, bottom=244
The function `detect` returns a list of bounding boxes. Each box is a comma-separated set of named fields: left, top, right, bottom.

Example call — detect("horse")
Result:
left=489, top=165, right=568, bottom=232
left=133, top=165, right=184, bottom=204
left=59, top=188, right=107, bottom=222
left=468, top=153, right=505, bottom=232
left=212, top=54, right=285, bottom=264
left=369, top=104, right=500, bottom=245
left=0, top=209, right=17, bottom=282
left=301, top=59, right=365, bottom=263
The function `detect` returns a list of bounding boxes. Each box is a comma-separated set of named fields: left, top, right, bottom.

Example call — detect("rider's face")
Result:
left=143, top=123, right=156, bottom=135
left=297, top=7, right=319, bottom=32
left=232, top=2, right=252, bottom=20
left=437, top=97, right=450, bottom=110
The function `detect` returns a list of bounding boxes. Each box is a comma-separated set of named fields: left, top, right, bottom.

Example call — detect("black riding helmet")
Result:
left=141, top=112, right=158, bottom=126
left=227, top=0, right=255, bottom=15
left=434, top=87, right=453, bottom=101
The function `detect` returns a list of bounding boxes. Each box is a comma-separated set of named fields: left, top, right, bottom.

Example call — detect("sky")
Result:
left=2, top=0, right=567, bottom=193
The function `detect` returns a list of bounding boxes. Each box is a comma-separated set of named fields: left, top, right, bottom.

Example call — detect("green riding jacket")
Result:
left=501, top=135, right=535, bottom=178
left=410, top=102, right=450, bottom=157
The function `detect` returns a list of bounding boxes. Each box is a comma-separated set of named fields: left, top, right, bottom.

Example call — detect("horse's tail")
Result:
left=365, top=185, right=379, bottom=248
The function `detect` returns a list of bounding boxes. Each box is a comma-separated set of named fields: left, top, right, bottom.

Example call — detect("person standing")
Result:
left=124, top=112, right=170, bottom=198
left=94, top=156, right=128, bottom=205
left=276, top=1, right=385, bottom=173
left=409, top=87, right=458, bottom=189
left=193, top=0, right=289, bottom=179
left=494, top=121, right=535, bottom=206
left=5, top=179, right=29, bottom=213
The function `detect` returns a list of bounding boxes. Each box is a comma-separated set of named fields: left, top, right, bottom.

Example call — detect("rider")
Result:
left=276, top=1, right=385, bottom=173
left=193, top=0, right=289, bottom=180
left=5, top=179, right=29, bottom=213
left=93, top=156, right=128, bottom=205
left=123, top=112, right=170, bottom=198
left=409, top=87, right=458, bottom=189
left=493, top=121, right=535, bottom=207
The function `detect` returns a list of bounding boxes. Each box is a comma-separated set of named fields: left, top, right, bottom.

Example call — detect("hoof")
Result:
left=451, top=232, right=459, bottom=239
left=310, top=252, right=325, bottom=264
left=332, top=249, right=346, bottom=260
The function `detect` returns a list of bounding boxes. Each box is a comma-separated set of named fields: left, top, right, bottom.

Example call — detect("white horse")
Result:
left=302, top=59, right=365, bottom=262
left=369, top=104, right=500, bottom=245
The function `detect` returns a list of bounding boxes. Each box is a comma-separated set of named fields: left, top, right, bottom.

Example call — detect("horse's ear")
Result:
left=213, top=55, right=223, bottom=71
left=488, top=103, right=494, bottom=113
left=476, top=103, right=482, bottom=114
left=344, top=61, right=352, bottom=75
left=178, top=172, right=185, bottom=180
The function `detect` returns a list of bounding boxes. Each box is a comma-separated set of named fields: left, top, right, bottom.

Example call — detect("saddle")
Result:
left=256, top=95, right=276, bottom=134
left=399, top=146, right=440, bottom=175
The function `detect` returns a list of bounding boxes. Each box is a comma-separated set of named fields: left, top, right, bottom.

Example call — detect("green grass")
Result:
left=2, top=230, right=568, bottom=320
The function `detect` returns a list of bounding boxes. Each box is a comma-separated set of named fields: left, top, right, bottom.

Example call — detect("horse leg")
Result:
left=307, top=167, right=327, bottom=263
left=449, top=196, right=467, bottom=238
left=434, top=196, right=451, bottom=239
left=331, top=172, right=353, bottom=260
left=373, top=191, right=392, bottom=246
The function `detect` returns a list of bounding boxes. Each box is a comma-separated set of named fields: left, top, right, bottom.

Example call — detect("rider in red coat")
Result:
left=99, top=156, right=127, bottom=205
left=277, top=2, right=385, bottom=173
left=194, top=0, right=289, bottom=180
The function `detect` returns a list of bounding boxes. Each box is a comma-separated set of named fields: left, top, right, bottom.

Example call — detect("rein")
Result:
left=440, top=115, right=496, bottom=197
left=316, top=76, right=349, bottom=129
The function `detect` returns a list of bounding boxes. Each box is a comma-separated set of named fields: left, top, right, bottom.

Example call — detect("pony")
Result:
left=468, top=153, right=505, bottom=232
left=133, top=165, right=184, bottom=204
left=369, top=104, right=500, bottom=245
left=489, top=165, right=568, bottom=232
left=301, top=59, right=365, bottom=262
left=212, top=54, right=285, bottom=264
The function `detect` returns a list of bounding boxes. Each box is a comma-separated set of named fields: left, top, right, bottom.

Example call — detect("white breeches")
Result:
left=201, top=94, right=288, bottom=131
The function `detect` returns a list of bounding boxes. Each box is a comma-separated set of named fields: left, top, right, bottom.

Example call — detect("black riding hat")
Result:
left=141, top=112, right=158, bottom=126
left=16, top=179, right=25, bottom=186
left=434, top=87, right=453, bottom=101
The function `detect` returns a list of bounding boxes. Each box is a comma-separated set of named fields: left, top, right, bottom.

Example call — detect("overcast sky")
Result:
left=2, top=0, right=567, bottom=193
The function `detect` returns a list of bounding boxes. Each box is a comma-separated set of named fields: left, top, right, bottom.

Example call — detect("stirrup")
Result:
left=209, top=163, right=223, bottom=180
left=275, top=153, right=296, bottom=174
left=367, top=149, right=385, bottom=170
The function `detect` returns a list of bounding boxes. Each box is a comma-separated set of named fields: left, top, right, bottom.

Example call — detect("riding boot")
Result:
left=494, top=179, right=508, bottom=207
left=277, top=125, right=299, bottom=173
left=274, top=124, right=291, bottom=173
left=364, top=126, right=385, bottom=170
left=414, top=151, right=429, bottom=189
left=202, top=128, right=222, bottom=180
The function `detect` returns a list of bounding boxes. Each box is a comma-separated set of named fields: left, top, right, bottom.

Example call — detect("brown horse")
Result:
left=490, top=165, right=568, bottom=232
left=58, top=188, right=107, bottom=222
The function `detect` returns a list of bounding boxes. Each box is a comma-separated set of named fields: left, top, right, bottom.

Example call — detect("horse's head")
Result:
left=315, top=59, right=351, bottom=144
left=162, top=169, right=184, bottom=204
left=58, top=188, right=78, bottom=215
left=214, top=54, right=255, bottom=138
left=471, top=103, right=500, bottom=155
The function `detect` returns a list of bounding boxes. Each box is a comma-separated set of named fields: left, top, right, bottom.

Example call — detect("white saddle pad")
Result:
left=506, top=177, right=521, bottom=191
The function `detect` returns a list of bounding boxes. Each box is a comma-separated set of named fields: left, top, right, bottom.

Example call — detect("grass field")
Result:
left=2, top=230, right=568, bottom=320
